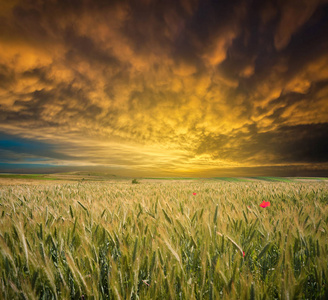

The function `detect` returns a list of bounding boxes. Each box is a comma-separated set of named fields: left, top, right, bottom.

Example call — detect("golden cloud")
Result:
left=0, top=0, right=327, bottom=176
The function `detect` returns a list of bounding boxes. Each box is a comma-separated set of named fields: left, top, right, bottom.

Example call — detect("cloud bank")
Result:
left=0, top=0, right=328, bottom=176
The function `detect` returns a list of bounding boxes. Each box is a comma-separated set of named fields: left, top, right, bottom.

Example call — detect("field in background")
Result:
left=1, top=172, right=328, bottom=185
left=0, top=179, right=328, bottom=299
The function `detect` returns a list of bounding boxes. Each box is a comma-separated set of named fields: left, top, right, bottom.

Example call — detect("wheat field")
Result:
left=0, top=179, right=327, bottom=299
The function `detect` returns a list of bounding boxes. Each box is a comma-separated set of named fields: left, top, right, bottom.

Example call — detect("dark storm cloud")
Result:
left=194, top=122, right=328, bottom=164
left=273, top=123, right=328, bottom=163
left=263, top=80, right=328, bottom=124
left=220, top=1, right=328, bottom=94
left=0, top=64, right=16, bottom=89
left=1, top=83, right=102, bottom=126
left=21, top=67, right=53, bottom=85
left=63, top=26, right=122, bottom=67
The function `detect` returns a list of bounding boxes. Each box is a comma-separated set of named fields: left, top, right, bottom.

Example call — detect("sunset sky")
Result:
left=0, top=0, right=328, bottom=177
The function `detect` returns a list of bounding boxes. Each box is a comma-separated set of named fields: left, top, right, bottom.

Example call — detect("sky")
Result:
left=0, top=0, right=328, bottom=177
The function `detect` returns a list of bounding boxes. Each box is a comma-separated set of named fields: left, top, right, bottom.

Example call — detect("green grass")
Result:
left=144, top=177, right=251, bottom=182
left=294, top=177, right=328, bottom=181
left=0, top=180, right=327, bottom=299
left=0, top=174, right=59, bottom=180
left=143, top=177, right=200, bottom=180
left=251, top=177, right=294, bottom=182
left=210, top=177, right=250, bottom=182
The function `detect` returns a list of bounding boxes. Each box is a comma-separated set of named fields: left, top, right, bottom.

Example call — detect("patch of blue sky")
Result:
left=0, top=162, right=58, bottom=169
left=0, top=133, right=52, bottom=153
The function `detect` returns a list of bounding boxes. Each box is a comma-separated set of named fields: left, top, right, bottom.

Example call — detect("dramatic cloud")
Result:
left=0, top=0, right=328, bottom=176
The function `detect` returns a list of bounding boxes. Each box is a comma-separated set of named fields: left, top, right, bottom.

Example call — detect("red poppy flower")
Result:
left=259, top=201, right=270, bottom=208
left=243, top=251, right=245, bottom=258
left=193, top=192, right=196, bottom=195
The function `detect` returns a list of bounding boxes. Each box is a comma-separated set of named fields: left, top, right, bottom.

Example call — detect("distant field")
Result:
left=0, top=174, right=59, bottom=180
left=250, top=177, right=294, bottom=182
left=208, top=177, right=250, bottom=182
left=1, top=173, right=327, bottom=183
left=0, top=179, right=327, bottom=299
left=295, top=177, right=328, bottom=181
